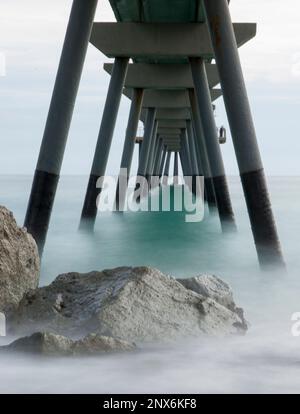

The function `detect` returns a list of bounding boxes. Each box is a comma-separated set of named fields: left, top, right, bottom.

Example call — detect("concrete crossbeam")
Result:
left=141, top=109, right=191, bottom=122
left=104, top=63, right=220, bottom=89
left=163, top=137, right=181, bottom=142
left=167, top=147, right=181, bottom=151
left=123, top=89, right=222, bottom=108
left=91, top=23, right=256, bottom=59
left=158, top=128, right=181, bottom=135
left=157, top=120, right=187, bottom=128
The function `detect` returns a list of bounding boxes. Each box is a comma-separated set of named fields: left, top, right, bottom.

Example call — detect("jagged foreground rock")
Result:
left=3, top=332, right=136, bottom=356
left=8, top=267, right=247, bottom=342
left=0, top=206, right=40, bottom=312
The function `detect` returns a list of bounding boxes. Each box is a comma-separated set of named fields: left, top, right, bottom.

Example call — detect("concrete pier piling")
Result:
left=152, top=137, right=164, bottom=187
left=145, top=121, right=159, bottom=185
left=181, top=130, right=195, bottom=192
left=190, top=58, right=236, bottom=231
left=173, top=152, right=179, bottom=185
left=186, top=120, right=202, bottom=176
left=186, top=120, right=201, bottom=196
left=187, top=119, right=208, bottom=203
left=179, top=149, right=190, bottom=188
left=181, top=129, right=192, bottom=177
left=180, top=129, right=193, bottom=191
left=80, top=57, right=129, bottom=229
left=24, top=0, right=98, bottom=254
left=135, top=108, right=157, bottom=200
left=154, top=138, right=164, bottom=175
left=162, top=151, right=171, bottom=186
left=189, top=89, right=217, bottom=210
left=159, top=146, right=167, bottom=180
left=115, top=88, right=144, bottom=212
left=203, top=0, right=285, bottom=268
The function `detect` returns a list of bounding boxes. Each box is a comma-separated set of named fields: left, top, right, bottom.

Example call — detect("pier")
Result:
left=24, top=0, right=285, bottom=269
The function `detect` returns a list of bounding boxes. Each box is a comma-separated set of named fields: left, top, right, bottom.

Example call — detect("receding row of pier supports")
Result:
left=24, top=0, right=98, bottom=251
left=24, top=0, right=285, bottom=269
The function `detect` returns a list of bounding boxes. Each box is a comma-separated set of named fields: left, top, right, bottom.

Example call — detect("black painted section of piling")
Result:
left=115, top=175, right=128, bottom=213
left=134, top=174, right=147, bottom=204
left=240, top=169, right=285, bottom=268
left=24, top=1, right=98, bottom=255
left=212, top=175, right=237, bottom=232
left=24, top=170, right=59, bottom=256
left=204, top=176, right=217, bottom=207
left=190, top=175, right=197, bottom=196
left=79, top=174, right=100, bottom=231
left=145, top=174, right=151, bottom=185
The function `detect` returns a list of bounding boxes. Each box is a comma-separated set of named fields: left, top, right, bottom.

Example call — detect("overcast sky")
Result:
left=0, top=0, right=299, bottom=176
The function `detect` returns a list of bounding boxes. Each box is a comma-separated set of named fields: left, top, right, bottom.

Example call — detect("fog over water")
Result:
left=0, top=175, right=299, bottom=394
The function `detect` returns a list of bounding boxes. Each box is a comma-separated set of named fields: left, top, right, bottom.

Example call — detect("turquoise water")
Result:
left=0, top=175, right=266, bottom=281
left=0, top=175, right=300, bottom=393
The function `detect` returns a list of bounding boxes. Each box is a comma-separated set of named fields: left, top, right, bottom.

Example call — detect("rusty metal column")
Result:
left=203, top=0, right=285, bottom=268
left=190, top=59, right=236, bottom=231
left=80, top=57, right=129, bottom=229
left=24, top=0, right=98, bottom=254
left=115, top=88, right=144, bottom=212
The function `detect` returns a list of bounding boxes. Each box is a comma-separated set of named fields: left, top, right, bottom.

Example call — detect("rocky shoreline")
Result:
left=0, top=206, right=248, bottom=356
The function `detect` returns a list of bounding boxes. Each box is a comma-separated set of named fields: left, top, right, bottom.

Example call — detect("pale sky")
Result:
left=0, top=0, right=299, bottom=175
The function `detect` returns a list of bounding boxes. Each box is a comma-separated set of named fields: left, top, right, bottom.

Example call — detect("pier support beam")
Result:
left=136, top=108, right=157, bottom=198
left=115, top=88, right=144, bottom=212
left=80, top=58, right=129, bottom=230
left=159, top=146, right=167, bottom=179
left=80, top=57, right=129, bottom=228
left=153, top=137, right=164, bottom=177
left=145, top=121, right=159, bottom=183
left=173, top=152, right=179, bottom=185
left=187, top=119, right=207, bottom=202
left=151, top=137, right=164, bottom=190
left=187, top=120, right=202, bottom=176
left=179, top=150, right=189, bottom=182
left=181, top=129, right=196, bottom=191
left=181, top=129, right=193, bottom=190
left=162, top=151, right=171, bottom=185
left=137, top=109, right=157, bottom=177
left=24, top=0, right=98, bottom=254
left=186, top=120, right=201, bottom=196
left=182, top=130, right=192, bottom=172
left=190, top=58, right=236, bottom=231
left=189, top=89, right=216, bottom=209
left=203, top=0, right=285, bottom=267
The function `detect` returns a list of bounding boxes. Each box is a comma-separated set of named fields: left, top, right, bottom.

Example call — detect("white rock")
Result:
left=2, top=332, right=135, bottom=356
left=9, top=267, right=247, bottom=342
left=178, top=274, right=235, bottom=311
left=0, top=206, right=40, bottom=312
left=72, top=333, right=136, bottom=355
